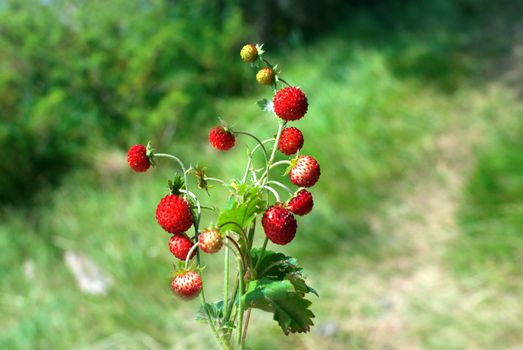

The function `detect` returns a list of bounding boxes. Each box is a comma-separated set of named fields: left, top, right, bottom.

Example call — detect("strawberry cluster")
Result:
left=234, top=44, right=321, bottom=246
left=127, top=42, right=320, bottom=344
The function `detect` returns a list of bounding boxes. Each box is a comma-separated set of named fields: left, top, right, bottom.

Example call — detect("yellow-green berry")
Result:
left=256, top=67, right=275, bottom=85
left=240, top=44, right=258, bottom=63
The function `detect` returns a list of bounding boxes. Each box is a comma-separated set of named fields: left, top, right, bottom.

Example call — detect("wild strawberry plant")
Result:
left=128, top=44, right=320, bottom=349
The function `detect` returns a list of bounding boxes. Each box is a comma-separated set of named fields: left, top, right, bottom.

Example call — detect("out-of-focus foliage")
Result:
left=1, top=0, right=520, bottom=203
left=452, top=100, right=523, bottom=274
left=0, top=0, right=246, bottom=203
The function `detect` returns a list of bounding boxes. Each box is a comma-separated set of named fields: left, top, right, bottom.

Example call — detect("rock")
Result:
left=64, top=251, right=112, bottom=295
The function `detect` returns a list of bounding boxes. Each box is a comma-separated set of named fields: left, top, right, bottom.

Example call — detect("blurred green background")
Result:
left=1, top=0, right=522, bottom=349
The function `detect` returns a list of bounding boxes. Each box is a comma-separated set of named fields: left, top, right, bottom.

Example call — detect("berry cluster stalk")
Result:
left=127, top=43, right=320, bottom=349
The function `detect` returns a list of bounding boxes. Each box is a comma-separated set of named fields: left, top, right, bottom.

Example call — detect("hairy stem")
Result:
left=258, top=121, right=286, bottom=186
left=263, top=185, right=281, bottom=202
left=269, top=160, right=291, bottom=170
left=153, top=153, right=189, bottom=191
left=235, top=130, right=269, bottom=166
left=205, top=177, right=227, bottom=185
left=184, top=243, right=199, bottom=269
left=254, top=237, right=269, bottom=274
left=241, top=309, right=252, bottom=347
left=223, top=245, right=230, bottom=323
left=247, top=221, right=256, bottom=250
left=267, top=180, right=294, bottom=194
left=237, top=255, right=244, bottom=346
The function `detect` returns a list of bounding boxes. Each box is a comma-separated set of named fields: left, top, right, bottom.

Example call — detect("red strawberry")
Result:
left=262, top=204, right=297, bottom=245
left=290, top=155, right=321, bottom=187
left=169, top=233, right=196, bottom=260
left=209, top=126, right=235, bottom=151
left=273, top=87, right=308, bottom=121
left=278, top=127, right=304, bottom=155
left=287, top=189, right=314, bottom=216
left=170, top=271, right=202, bottom=299
left=156, top=194, right=193, bottom=234
left=240, top=44, right=258, bottom=63
left=127, top=144, right=151, bottom=172
left=198, top=229, right=223, bottom=254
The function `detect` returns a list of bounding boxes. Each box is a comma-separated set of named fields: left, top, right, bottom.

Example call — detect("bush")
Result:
left=0, top=0, right=246, bottom=203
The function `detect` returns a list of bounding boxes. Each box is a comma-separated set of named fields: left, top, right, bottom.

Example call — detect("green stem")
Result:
left=277, top=77, right=292, bottom=87
left=247, top=221, right=256, bottom=250
left=267, top=180, right=294, bottom=194
left=181, top=189, right=201, bottom=237
left=184, top=243, right=199, bottom=269
left=241, top=309, right=252, bottom=347
left=269, top=160, right=291, bottom=170
left=234, top=131, right=269, bottom=165
left=223, top=243, right=230, bottom=324
left=205, top=177, right=227, bottom=185
left=241, top=151, right=253, bottom=184
left=223, top=281, right=239, bottom=333
left=200, top=285, right=231, bottom=350
left=237, top=255, right=244, bottom=346
left=258, top=121, right=286, bottom=186
left=153, top=153, right=189, bottom=190
left=191, top=211, right=229, bottom=349
left=226, top=236, right=246, bottom=271
left=218, top=221, right=249, bottom=252
left=269, top=122, right=286, bottom=165
left=254, top=237, right=269, bottom=274
left=263, top=185, right=281, bottom=202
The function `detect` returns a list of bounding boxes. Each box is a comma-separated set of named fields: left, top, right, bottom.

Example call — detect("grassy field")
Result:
left=1, top=10, right=523, bottom=350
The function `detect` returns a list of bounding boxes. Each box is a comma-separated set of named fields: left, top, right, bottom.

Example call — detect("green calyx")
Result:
left=146, top=141, right=157, bottom=167
left=168, top=173, right=186, bottom=195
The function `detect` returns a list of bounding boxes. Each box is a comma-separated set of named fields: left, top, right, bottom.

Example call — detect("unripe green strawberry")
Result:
left=240, top=44, right=257, bottom=63
left=198, top=229, right=223, bottom=254
left=170, top=270, right=202, bottom=299
left=256, top=67, right=275, bottom=85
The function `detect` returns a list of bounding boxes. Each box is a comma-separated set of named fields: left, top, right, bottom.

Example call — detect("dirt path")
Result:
left=308, top=111, right=487, bottom=350
left=362, top=128, right=476, bottom=349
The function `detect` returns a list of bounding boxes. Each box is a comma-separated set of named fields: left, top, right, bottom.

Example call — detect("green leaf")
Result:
left=252, top=249, right=300, bottom=279
left=195, top=300, right=225, bottom=324
left=251, top=248, right=318, bottom=296
left=256, top=98, right=269, bottom=110
left=243, top=278, right=315, bottom=334
left=217, top=186, right=265, bottom=235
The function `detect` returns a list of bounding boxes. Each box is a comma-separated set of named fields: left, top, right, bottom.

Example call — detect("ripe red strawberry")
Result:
left=278, top=127, right=304, bottom=155
left=262, top=204, right=297, bottom=245
left=289, top=155, right=321, bottom=187
left=273, top=87, right=308, bottom=121
left=256, top=67, right=274, bottom=85
left=287, top=189, right=314, bottom=216
left=156, top=194, right=193, bottom=234
left=198, top=229, right=223, bottom=254
left=169, top=233, right=196, bottom=260
left=209, top=126, right=235, bottom=151
left=170, top=271, right=202, bottom=299
left=240, top=44, right=258, bottom=63
left=127, top=144, right=151, bottom=172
